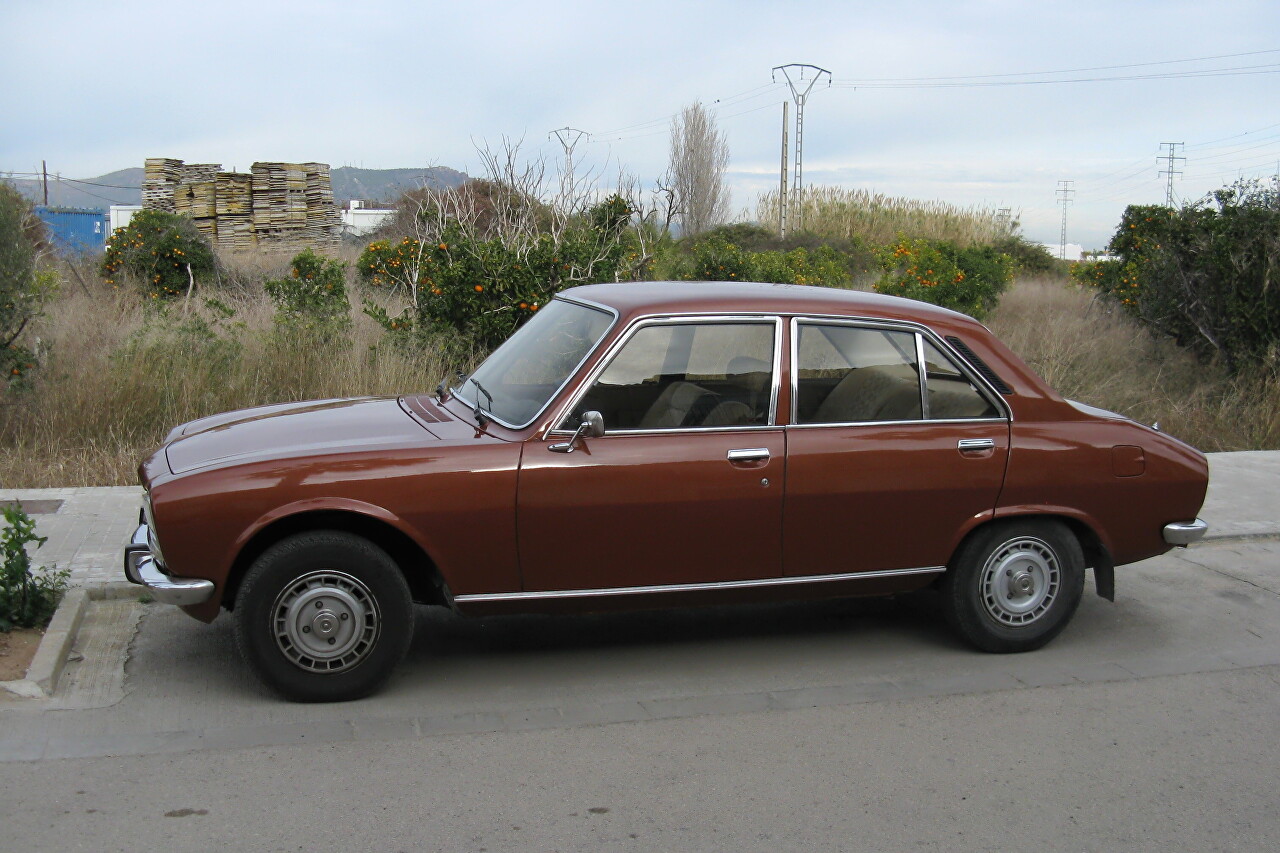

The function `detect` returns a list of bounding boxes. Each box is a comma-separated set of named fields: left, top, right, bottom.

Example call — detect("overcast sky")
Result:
left=3, top=0, right=1278, bottom=247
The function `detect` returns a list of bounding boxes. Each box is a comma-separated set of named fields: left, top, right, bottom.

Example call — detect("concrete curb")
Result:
left=0, top=583, right=138, bottom=699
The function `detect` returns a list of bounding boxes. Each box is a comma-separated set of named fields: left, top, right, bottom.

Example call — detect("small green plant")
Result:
left=1, top=505, right=69, bottom=631
left=101, top=209, right=216, bottom=301
left=264, top=249, right=352, bottom=339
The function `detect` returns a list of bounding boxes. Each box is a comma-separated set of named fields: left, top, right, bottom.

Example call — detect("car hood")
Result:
left=164, top=397, right=441, bottom=475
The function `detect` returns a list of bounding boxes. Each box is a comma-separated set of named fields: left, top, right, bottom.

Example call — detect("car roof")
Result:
left=560, top=280, right=984, bottom=331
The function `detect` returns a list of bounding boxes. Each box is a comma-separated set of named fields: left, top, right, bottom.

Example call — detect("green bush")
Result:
left=991, top=236, right=1066, bottom=277
left=1, top=505, right=69, bottom=631
left=873, top=237, right=1014, bottom=319
left=102, top=210, right=216, bottom=300
left=264, top=249, right=351, bottom=339
left=672, top=235, right=856, bottom=288
left=1082, top=183, right=1280, bottom=374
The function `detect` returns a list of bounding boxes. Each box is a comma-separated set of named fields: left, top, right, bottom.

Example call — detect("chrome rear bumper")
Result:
left=1163, top=518, right=1208, bottom=546
left=123, top=522, right=215, bottom=606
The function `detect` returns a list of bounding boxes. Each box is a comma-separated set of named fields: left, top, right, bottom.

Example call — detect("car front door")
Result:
left=783, top=319, right=1010, bottom=578
left=517, top=317, right=785, bottom=592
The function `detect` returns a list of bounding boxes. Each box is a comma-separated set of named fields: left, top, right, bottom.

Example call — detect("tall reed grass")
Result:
left=755, top=186, right=1011, bottom=246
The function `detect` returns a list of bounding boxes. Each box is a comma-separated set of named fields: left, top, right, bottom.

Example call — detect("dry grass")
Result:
left=755, top=186, right=1009, bottom=247
left=988, top=278, right=1280, bottom=452
left=0, top=280, right=457, bottom=487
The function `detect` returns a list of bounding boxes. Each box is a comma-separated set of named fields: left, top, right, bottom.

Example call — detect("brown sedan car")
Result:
left=125, top=281, right=1208, bottom=701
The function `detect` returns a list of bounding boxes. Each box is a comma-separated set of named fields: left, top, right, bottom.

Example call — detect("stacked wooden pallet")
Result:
left=142, top=156, right=340, bottom=252
left=173, top=181, right=217, bottom=219
left=142, top=158, right=182, bottom=212
left=303, top=163, right=341, bottom=249
left=215, top=172, right=252, bottom=216
left=215, top=215, right=255, bottom=251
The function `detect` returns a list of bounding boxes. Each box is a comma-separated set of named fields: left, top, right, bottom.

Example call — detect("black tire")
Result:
left=233, top=531, right=413, bottom=702
left=941, top=519, right=1085, bottom=653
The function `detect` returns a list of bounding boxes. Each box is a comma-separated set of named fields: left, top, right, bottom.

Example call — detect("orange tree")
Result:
left=873, top=237, right=1013, bottom=319
left=359, top=195, right=632, bottom=349
left=102, top=210, right=215, bottom=300
left=1076, top=182, right=1280, bottom=374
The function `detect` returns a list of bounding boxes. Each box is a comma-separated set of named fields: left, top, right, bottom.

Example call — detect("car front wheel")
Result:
left=233, top=531, right=414, bottom=702
left=941, top=520, right=1085, bottom=653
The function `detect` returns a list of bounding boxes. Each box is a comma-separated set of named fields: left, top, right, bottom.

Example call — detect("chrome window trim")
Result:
left=789, top=317, right=1011, bottom=425
left=545, top=314, right=784, bottom=437
left=451, top=295, right=619, bottom=431
left=786, top=417, right=1008, bottom=430
left=914, top=332, right=930, bottom=419
left=455, top=565, right=945, bottom=604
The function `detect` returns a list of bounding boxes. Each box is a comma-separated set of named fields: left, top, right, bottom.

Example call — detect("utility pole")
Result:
left=1158, top=142, right=1185, bottom=206
left=997, top=207, right=1012, bottom=235
left=1057, top=180, right=1075, bottom=260
left=779, top=101, right=789, bottom=236
left=41, top=160, right=48, bottom=206
left=772, top=64, right=831, bottom=233
left=549, top=127, right=589, bottom=201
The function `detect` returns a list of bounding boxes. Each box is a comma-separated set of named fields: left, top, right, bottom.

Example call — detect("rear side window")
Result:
left=795, top=322, right=1001, bottom=424
left=796, top=325, right=922, bottom=423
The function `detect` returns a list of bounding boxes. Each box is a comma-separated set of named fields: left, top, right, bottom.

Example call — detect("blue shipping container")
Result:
left=35, top=206, right=110, bottom=254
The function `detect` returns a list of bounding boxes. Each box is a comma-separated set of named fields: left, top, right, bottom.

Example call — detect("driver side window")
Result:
left=562, top=321, right=775, bottom=431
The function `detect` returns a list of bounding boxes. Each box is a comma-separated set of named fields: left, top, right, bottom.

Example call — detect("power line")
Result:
left=833, top=48, right=1280, bottom=84
left=832, top=63, right=1280, bottom=90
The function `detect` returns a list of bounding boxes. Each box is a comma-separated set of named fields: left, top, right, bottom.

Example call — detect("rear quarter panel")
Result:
left=998, top=407, right=1208, bottom=566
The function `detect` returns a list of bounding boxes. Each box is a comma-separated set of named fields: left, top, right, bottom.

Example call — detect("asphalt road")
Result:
left=2, top=538, right=1278, bottom=851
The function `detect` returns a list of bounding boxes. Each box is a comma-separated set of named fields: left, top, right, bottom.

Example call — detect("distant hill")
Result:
left=3, top=168, right=142, bottom=209
left=2, top=165, right=469, bottom=210
left=331, top=166, right=469, bottom=205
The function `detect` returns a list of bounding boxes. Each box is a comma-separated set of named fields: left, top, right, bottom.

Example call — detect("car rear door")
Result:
left=783, top=319, right=1010, bottom=577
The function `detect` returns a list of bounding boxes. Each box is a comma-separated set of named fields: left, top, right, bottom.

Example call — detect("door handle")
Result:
left=727, top=448, right=770, bottom=463
left=957, top=438, right=996, bottom=452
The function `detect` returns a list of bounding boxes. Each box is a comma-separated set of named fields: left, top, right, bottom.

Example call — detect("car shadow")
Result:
left=407, top=591, right=957, bottom=661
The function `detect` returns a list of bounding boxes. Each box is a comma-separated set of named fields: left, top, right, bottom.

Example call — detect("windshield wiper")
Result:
left=467, top=377, right=495, bottom=427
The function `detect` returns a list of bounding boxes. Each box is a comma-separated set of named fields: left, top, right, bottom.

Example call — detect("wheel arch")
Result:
left=223, top=510, right=450, bottom=611
left=947, top=512, right=1114, bottom=601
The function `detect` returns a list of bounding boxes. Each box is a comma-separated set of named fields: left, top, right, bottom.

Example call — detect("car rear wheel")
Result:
left=233, top=531, right=413, bottom=702
left=941, top=519, right=1084, bottom=653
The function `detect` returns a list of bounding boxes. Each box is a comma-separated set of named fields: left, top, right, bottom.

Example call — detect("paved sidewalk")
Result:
left=1, top=487, right=141, bottom=595
left=2, top=450, right=1278, bottom=593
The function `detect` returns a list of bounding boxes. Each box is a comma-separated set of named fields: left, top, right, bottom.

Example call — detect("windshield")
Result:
left=453, top=298, right=615, bottom=427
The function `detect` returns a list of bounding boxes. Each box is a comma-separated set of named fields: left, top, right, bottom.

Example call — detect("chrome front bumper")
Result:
left=123, top=522, right=216, bottom=606
left=1163, top=518, right=1208, bottom=546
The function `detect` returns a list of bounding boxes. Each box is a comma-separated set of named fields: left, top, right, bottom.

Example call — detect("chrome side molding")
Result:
left=455, top=565, right=945, bottom=604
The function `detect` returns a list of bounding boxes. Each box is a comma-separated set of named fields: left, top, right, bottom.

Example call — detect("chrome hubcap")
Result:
left=272, top=571, right=380, bottom=672
left=980, top=537, right=1060, bottom=626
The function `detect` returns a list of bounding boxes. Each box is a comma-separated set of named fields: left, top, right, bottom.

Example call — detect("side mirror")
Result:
left=549, top=411, right=605, bottom=453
